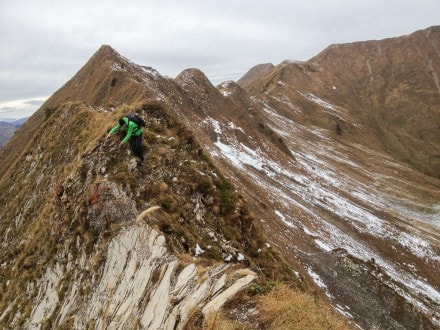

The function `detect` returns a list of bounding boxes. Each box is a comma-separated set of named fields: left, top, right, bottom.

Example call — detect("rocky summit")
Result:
left=0, top=26, right=439, bottom=329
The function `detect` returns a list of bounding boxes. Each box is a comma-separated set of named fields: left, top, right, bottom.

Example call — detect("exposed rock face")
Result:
left=87, top=179, right=138, bottom=229
left=25, top=222, right=256, bottom=329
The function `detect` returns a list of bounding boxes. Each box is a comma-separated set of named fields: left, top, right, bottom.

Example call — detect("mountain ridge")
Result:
left=1, top=26, right=439, bottom=329
left=0, top=46, right=314, bottom=329
left=242, top=25, right=440, bottom=178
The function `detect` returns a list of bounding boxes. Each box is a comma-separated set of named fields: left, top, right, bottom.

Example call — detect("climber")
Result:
left=106, top=114, right=145, bottom=162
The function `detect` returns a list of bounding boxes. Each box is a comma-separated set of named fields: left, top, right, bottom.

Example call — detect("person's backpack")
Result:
left=125, top=114, right=146, bottom=127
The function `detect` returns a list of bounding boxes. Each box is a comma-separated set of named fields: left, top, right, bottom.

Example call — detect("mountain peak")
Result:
left=90, top=44, right=131, bottom=66
left=237, top=63, right=274, bottom=89
left=98, top=44, right=116, bottom=52
left=41, top=45, right=161, bottom=108
left=176, top=68, right=214, bottom=88
left=96, top=44, right=118, bottom=55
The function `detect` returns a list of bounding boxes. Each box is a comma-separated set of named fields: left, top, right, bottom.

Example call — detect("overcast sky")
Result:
left=0, top=0, right=439, bottom=119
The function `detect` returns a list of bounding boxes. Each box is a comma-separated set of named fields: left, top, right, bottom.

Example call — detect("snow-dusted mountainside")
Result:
left=172, top=27, right=440, bottom=328
left=198, top=82, right=440, bottom=327
left=1, top=27, right=439, bottom=329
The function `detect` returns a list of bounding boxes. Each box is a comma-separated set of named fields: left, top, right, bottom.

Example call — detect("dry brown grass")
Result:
left=187, top=283, right=353, bottom=330
left=257, top=284, right=351, bottom=330
left=203, top=312, right=248, bottom=330
left=185, top=309, right=248, bottom=330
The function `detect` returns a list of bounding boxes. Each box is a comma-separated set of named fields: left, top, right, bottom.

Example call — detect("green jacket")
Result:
left=109, top=117, right=143, bottom=143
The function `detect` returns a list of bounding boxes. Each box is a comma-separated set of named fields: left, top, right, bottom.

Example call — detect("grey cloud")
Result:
left=0, top=106, right=17, bottom=112
left=24, top=99, right=44, bottom=106
left=1, top=0, right=439, bottom=103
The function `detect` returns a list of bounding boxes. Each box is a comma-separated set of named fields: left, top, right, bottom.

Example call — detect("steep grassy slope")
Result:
left=244, top=26, right=440, bottom=178
left=0, top=47, right=351, bottom=329
left=192, top=76, right=440, bottom=329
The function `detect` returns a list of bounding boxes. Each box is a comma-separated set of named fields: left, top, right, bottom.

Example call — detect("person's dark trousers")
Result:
left=129, top=135, right=144, bottom=161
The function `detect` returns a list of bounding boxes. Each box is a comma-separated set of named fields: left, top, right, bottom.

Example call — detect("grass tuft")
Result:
left=257, top=284, right=351, bottom=330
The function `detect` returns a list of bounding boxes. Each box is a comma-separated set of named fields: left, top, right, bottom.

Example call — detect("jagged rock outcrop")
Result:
left=25, top=222, right=256, bottom=329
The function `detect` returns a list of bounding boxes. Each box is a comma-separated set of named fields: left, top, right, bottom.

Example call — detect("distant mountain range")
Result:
left=0, top=117, right=28, bottom=147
